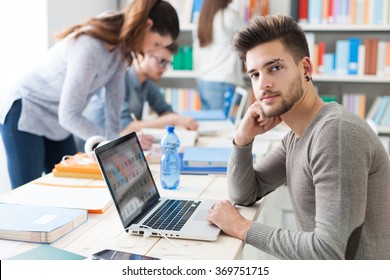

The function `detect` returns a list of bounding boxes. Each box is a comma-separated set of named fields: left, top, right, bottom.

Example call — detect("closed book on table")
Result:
left=181, top=109, right=226, bottom=121
left=52, top=152, right=103, bottom=180
left=183, top=147, right=232, bottom=167
left=7, top=245, right=86, bottom=260
left=0, top=203, right=87, bottom=243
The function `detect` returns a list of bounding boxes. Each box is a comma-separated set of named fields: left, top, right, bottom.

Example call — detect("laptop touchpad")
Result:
left=194, top=209, right=208, bottom=221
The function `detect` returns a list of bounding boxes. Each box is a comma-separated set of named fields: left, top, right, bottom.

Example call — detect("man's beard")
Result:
left=259, top=74, right=304, bottom=118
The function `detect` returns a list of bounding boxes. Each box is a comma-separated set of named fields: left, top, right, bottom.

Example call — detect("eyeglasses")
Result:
left=149, top=54, right=172, bottom=69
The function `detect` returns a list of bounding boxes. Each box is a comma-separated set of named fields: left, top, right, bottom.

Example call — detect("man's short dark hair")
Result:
left=231, top=15, right=310, bottom=64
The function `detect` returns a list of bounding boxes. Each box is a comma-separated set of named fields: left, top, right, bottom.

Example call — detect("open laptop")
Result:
left=94, top=132, right=221, bottom=241
left=196, top=86, right=248, bottom=135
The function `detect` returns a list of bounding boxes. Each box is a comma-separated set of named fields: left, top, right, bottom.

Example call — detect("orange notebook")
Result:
left=52, top=153, right=103, bottom=180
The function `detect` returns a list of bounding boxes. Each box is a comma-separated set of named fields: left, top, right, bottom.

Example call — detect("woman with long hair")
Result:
left=193, top=0, right=244, bottom=111
left=0, top=0, right=179, bottom=189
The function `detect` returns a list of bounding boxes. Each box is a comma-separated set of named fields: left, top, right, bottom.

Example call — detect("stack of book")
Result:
left=52, top=153, right=103, bottom=180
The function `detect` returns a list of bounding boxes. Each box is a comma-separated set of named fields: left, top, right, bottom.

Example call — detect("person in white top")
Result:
left=193, top=0, right=244, bottom=113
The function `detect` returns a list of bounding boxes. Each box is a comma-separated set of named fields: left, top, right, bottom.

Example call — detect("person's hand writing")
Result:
left=137, top=133, right=154, bottom=151
left=207, top=200, right=252, bottom=241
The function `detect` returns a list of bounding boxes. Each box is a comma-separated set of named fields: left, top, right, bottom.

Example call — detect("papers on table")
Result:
left=0, top=183, right=112, bottom=214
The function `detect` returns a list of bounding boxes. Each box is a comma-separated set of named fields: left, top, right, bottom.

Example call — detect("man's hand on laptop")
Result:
left=207, top=199, right=252, bottom=240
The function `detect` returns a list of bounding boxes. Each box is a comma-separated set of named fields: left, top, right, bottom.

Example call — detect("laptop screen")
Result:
left=228, top=87, right=248, bottom=124
left=94, top=132, right=160, bottom=229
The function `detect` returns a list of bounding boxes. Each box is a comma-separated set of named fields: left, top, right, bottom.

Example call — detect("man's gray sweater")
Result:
left=228, top=103, right=390, bottom=259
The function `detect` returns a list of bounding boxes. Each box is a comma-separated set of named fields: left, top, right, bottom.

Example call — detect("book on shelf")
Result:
left=342, top=93, right=366, bottom=118
left=348, top=37, right=362, bottom=75
left=161, top=88, right=201, bottom=112
left=298, top=0, right=390, bottom=25
left=52, top=152, right=103, bottom=180
left=308, top=33, right=389, bottom=78
left=0, top=203, right=87, bottom=244
left=366, top=95, right=390, bottom=132
left=7, top=245, right=86, bottom=260
left=183, top=147, right=233, bottom=168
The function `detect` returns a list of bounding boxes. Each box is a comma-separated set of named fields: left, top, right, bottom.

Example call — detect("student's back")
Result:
left=193, top=0, right=244, bottom=110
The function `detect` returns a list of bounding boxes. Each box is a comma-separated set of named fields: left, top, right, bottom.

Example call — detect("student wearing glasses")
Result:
left=76, top=42, right=198, bottom=152
left=0, top=0, right=179, bottom=189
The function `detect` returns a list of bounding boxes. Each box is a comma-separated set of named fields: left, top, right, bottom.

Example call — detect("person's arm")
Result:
left=239, top=120, right=372, bottom=259
left=58, top=36, right=105, bottom=140
left=208, top=140, right=287, bottom=240
left=58, top=36, right=124, bottom=141
left=120, top=112, right=198, bottom=135
left=104, top=68, right=125, bottom=140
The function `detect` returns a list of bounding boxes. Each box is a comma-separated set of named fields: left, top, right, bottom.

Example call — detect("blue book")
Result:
left=380, top=97, right=390, bottom=126
left=323, top=53, right=335, bottom=74
left=373, top=0, right=384, bottom=25
left=7, top=245, right=86, bottom=260
left=335, top=40, right=350, bottom=75
left=179, top=153, right=227, bottom=174
left=0, top=203, right=87, bottom=244
left=183, top=147, right=232, bottom=167
left=191, top=0, right=204, bottom=23
left=348, top=38, right=362, bottom=75
left=181, top=110, right=226, bottom=121
left=308, top=0, right=322, bottom=24
left=374, top=96, right=389, bottom=125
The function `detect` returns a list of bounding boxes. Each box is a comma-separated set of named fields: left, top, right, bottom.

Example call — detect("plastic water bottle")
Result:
left=160, top=125, right=180, bottom=190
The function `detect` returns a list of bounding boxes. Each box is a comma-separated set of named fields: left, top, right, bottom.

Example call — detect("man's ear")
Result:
left=302, top=56, right=313, bottom=78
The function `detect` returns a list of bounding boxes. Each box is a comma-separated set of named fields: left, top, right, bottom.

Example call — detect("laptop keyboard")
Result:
left=141, top=199, right=200, bottom=231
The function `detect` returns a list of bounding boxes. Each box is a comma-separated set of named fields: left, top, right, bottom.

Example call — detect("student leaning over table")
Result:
left=0, top=0, right=179, bottom=189
left=207, top=15, right=390, bottom=259
left=75, top=42, right=198, bottom=152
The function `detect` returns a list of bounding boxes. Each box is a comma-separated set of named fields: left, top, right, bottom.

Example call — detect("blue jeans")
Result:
left=197, top=80, right=236, bottom=115
left=0, top=99, right=77, bottom=189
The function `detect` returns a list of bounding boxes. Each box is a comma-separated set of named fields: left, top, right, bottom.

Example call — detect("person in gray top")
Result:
left=77, top=42, right=198, bottom=152
left=0, top=0, right=179, bottom=189
left=207, top=15, right=390, bottom=259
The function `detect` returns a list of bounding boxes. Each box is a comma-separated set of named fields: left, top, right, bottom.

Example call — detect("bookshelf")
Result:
left=158, top=0, right=390, bottom=134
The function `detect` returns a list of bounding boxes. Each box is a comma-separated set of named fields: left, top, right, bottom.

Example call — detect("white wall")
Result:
left=0, top=0, right=118, bottom=194
left=0, top=0, right=49, bottom=99
left=47, top=0, right=118, bottom=47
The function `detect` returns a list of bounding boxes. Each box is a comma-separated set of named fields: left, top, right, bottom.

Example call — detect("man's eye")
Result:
left=270, top=65, right=282, bottom=72
left=249, top=73, right=259, bottom=79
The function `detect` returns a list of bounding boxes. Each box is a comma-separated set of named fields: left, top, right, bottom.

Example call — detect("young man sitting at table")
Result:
left=207, top=15, right=390, bottom=259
